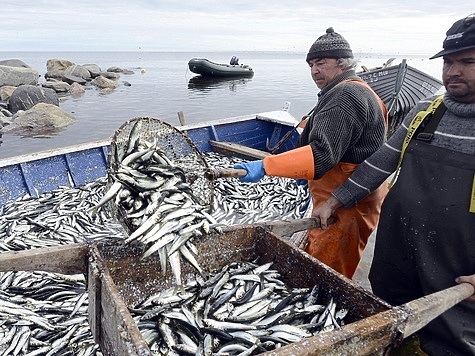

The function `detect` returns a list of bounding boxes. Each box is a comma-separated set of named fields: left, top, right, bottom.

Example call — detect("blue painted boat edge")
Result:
left=0, top=139, right=111, bottom=168
left=0, top=112, right=298, bottom=208
left=0, top=144, right=110, bottom=208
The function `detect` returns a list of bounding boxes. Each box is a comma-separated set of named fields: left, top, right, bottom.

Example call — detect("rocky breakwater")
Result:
left=0, top=58, right=133, bottom=138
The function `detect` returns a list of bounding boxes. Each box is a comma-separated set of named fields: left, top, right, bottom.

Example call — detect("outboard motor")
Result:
left=230, top=56, right=239, bottom=65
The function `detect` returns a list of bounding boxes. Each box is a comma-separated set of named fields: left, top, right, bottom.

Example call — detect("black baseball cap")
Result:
left=430, top=13, right=475, bottom=59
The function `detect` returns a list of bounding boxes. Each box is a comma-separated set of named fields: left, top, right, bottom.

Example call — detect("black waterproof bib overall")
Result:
left=369, top=136, right=475, bottom=354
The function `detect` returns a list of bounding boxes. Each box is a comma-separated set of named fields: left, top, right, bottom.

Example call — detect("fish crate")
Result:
left=88, top=225, right=400, bottom=356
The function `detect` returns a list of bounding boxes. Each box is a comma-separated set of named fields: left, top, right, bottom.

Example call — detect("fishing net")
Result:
left=108, top=117, right=213, bottom=233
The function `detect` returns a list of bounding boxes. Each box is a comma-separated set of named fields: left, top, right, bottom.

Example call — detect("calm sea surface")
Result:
left=0, top=51, right=443, bottom=159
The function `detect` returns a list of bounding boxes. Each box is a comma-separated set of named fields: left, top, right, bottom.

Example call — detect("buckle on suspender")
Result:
left=416, top=132, right=434, bottom=142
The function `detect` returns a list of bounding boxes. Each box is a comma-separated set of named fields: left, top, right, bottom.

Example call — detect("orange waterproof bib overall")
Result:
left=305, top=162, right=388, bottom=278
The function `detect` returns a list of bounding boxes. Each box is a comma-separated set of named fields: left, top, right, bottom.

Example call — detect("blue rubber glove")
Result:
left=234, top=160, right=265, bottom=183
left=295, top=179, right=308, bottom=188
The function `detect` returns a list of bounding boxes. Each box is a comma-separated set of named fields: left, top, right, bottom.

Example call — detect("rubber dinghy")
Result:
left=188, top=58, right=254, bottom=78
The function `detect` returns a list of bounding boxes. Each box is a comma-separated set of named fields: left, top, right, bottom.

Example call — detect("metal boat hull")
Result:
left=358, top=60, right=443, bottom=134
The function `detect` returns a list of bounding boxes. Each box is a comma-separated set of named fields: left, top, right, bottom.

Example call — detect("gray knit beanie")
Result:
left=306, top=27, right=353, bottom=62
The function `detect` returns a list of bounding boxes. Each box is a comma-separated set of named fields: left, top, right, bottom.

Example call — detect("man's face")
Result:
left=442, top=48, right=475, bottom=103
left=308, top=58, right=344, bottom=89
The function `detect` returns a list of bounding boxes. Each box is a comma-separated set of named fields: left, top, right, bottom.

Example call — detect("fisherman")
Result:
left=313, top=13, right=475, bottom=354
left=234, top=27, right=389, bottom=279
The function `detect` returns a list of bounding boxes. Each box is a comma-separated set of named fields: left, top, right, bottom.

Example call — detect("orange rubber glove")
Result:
left=263, top=145, right=315, bottom=180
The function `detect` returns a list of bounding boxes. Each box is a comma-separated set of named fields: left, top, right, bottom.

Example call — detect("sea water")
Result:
left=0, top=51, right=443, bottom=159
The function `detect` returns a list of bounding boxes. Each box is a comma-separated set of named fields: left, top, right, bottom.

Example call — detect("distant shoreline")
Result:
left=0, top=50, right=435, bottom=57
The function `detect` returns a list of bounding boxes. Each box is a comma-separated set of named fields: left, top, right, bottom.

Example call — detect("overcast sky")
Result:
left=2, top=1, right=474, bottom=55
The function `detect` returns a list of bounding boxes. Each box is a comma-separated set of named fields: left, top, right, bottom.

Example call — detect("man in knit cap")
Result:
left=235, top=27, right=389, bottom=279
left=314, top=14, right=475, bottom=354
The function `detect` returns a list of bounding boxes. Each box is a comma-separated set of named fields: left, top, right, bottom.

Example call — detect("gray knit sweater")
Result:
left=333, top=92, right=475, bottom=208
left=298, top=70, right=387, bottom=179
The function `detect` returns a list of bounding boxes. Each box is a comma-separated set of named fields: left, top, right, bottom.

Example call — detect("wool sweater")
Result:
left=298, top=70, right=387, bottom=179
left=333, top=92, right=475, bottom=208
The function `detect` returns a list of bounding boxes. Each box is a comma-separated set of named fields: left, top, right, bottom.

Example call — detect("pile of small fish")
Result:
left=0, top=270, right=100, bottom=355
left=130, top=260, right=347, bottom=355
left=0, top=179, right=118, bottom=355
left=0, top=178, right=124, bottom=253
left=92, top=139, right=219, bottom=285
left=0, top=151, right=310, bottom=354
left=207, top=152, right=310, bottom=226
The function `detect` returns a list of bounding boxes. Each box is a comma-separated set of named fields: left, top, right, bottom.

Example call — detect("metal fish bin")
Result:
left=88, top=225, right=399, bottom=355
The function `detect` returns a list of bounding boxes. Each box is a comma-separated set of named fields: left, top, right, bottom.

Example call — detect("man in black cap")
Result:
left=314, top=13, right=475, bottom=354
left=235, top=27, right=389, bottom=279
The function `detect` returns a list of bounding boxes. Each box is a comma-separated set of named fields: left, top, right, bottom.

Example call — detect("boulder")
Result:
left=0, top=59, right=30, bottom=68
left=42, top=81, right=71, bottom=93
left=92, top=75, right=118, bottom=90
left=0, top=65, right=39, bottom=87
left=100, top=71, right=120, bottom=80
left=107, top=66, right=123, bottom=73
left=45, top=59, right=75, bottom=80
left=46, top=59, right=75, bottom=72
left=82, top=64, right=102, bottom=78
left=44, top=69, right=65, bottom=80
left=0, top=85, right=16, bottom=101
left=106, top=66, right=134, bottom=74
left=62, top=74, right=87, bottom=85
left=64, top=65, right=91, bottom=81
left=70, top=82, right=85, bottom=96
left=0, top=107, right=13, bottom=118
left=3, top=103, right=75, bottom=135
left=0, top=113, right=13, bottom=127
left=8, top=85, right=59, bottom=113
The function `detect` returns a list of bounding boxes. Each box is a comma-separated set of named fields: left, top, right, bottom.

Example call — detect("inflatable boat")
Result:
left=188, top=58, right=254, bottom=78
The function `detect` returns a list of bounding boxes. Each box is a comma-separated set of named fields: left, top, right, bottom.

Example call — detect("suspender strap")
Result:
left=416, top=101, right=447, bottom=142
left=471, top=174, right=475, bottom=214
left=389, top=95, right=444, bottom=188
